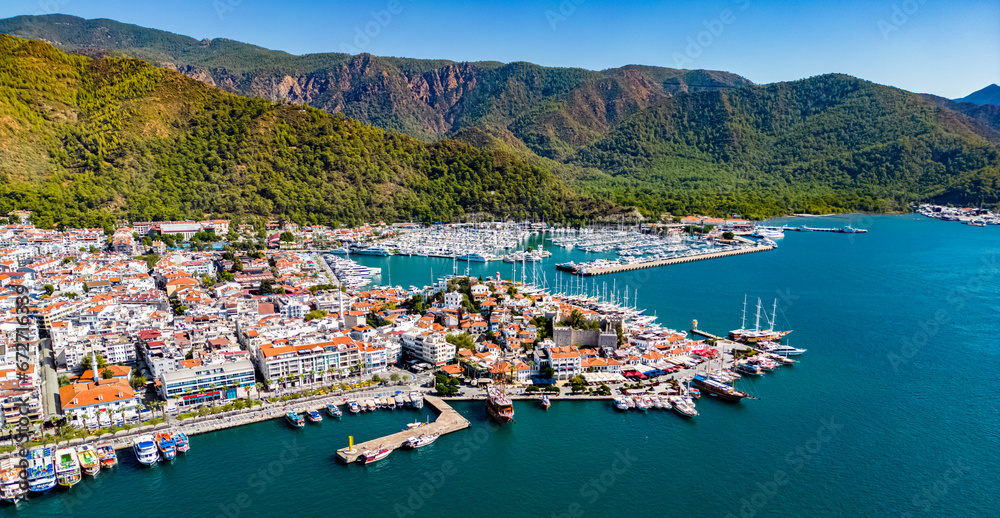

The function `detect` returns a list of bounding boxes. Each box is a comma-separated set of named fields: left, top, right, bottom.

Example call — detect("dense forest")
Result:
left=0, top=35, right=608, bottom=229
left=570, top=75, right=1000, bottom=218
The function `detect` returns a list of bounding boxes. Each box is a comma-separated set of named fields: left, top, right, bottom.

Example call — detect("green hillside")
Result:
left=0, top=35, right=606, bottom=229
left=570, top=75, right=1000, bottom=218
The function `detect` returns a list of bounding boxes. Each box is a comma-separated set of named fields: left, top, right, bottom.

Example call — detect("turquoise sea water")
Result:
left=7, top=215, right=999, bottom=517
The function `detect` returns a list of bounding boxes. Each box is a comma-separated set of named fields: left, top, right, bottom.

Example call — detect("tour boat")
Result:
left=360, top=448, right=392, bottom=464
left=486, top=386, right=515, bottom=423
left=410, top=392, right=424, bottom=409
left=613, top=397, right=629, bottom=411
left=347, top=399, right=361, bottom=414
left=26, top=447, right=57, bottom=493
left=174, top=432, right=190, bottom=453
left=155, top=432, right=177, bottom=461
left=736, top=361, right=763, bottom=376
left=77, top=444, right=101, bottom=476
left=133, top=435, right=159, bottom=465
left=285, top=411, right=305, bottom=428
left=55, top=447, right=82, bottom=488
left=541, top=394, right=551, bottom=409
left=306, top=410, right=323, bottom=423
left=692, top=374, right=749, bottom=402
left=405, top=433, right=440, bottom=449
left=729, top=297, right=792, bottom=344
left=762, top=342, right=807, bottom=356
left=394, top=394, right=405, bottom=408
left=326, top=404, right=343, bottom=417
left=634, top=396, right=649, bottom=411
left=669, top=396, right=698, bottom=418
left=624, top=396, right=635, bottom=409
left=96, top=441, right=118, bottom=467
left=0, top=458, right=26, bottom=503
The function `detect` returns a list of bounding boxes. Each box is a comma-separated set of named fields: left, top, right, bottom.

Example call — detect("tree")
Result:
left=280, top=231, right=295, bottom=243
left=722, top=231, right=735, bottom=240
left=259, top=279, right=274, bottom=294
left=390, top=373, right=400, bottom=384
left=304, top=309, right=327, bottom=321
left=80, top=354, right=107, bottom=372
left=130, top=375, right=147, bottom=389
left=569, top=375, right=588, bottom=393
left=65, top=292, right=77, bottom=299
left=542, top=366, right=555, bottom=379
left=232, top=256, right=244, bottom=272
left=100, top=367, right=114, bottom=379
left=58, top=375, right=71, bottom=387
left=446, top=332, right=476, bottom=351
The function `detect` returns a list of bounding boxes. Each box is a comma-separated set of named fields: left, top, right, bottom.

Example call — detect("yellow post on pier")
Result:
left=348, top=436, right=354, bottom=453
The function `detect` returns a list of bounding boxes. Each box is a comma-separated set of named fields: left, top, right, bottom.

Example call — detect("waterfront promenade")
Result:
left=335, top=395, right=470, bottom=463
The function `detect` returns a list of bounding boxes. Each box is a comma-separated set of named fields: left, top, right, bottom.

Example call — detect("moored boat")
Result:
left=55, top=447, right=82, bottom=488
left=486, top=386, right=515, bottom=423
left=736, top=361, right=763, bottom=376
left=306, top=410, right=323, bottom=423
left=132, top=435, right=159, bottom=465
left=692, top=374, right=749, bottom=402
left=96, top=441, right=118, bottom=468
left=410, top=392, right=424, bottom=409
left=27, top=447, right=57, bottom=493
left=155, top=432, right=177, bottom=461
left=326, top=404, right=343, bottom=417
left=669, top=396, right=698, bottom=418
left=405, top=433, right=440, bottom=449
left=285, top=411, right=305, bottom=428
left=132, top=434, right=160, bottom=466
left=174, top=432, right=190, bottom=453
left=360, top=448, right=392, bottom=464
left=0, top=458, right=26, bottom=503
left=612, top=397, right=629, bottom=411
left=347, top=399, right=361, bottom=414
left=541, top=394, right=551, bottom=409
left=77, top=444, right=101, bottom=476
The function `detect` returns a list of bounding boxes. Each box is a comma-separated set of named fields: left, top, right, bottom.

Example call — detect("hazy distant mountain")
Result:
left=954, top=84, right=1000, bottom=106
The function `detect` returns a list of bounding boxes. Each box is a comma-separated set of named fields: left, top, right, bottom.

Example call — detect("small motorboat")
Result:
left=541, top=394, right=551, bottom=410
left=405, top=433, right=440, bottom=449
left=326, top=404, right=343, bottom=417
left=306, top=410, right=323, bottom=423
left=360, top=448, right=392, bottom=464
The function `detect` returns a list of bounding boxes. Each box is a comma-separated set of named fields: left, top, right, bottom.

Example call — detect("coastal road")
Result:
left=39, top=338, right=59, bottom=419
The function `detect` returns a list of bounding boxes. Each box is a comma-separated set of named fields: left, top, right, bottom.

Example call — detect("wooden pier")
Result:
left=575, top=245, right=774, bottom=276
left=335, top=395, right=470, bottom=463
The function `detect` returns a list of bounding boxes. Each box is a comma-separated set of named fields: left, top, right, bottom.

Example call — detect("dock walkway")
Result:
left=335, top=395, right=469, bottom=463
left=575, top=245, right=773, bottom=276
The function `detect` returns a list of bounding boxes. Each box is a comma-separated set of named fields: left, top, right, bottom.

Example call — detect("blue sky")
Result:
left=1, top=0, right=998, bottom=98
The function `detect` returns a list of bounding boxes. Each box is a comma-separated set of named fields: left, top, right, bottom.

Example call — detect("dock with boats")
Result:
left=572, top=243, right=774, bottom=276
left=335, top=395, right=469, bottom=463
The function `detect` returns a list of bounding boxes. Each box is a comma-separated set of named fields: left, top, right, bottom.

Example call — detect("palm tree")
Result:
left=255, top=382, right=264, bottom=400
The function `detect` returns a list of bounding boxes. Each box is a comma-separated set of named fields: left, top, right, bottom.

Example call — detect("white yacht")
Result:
left=132, top=434, right=159, bottom=465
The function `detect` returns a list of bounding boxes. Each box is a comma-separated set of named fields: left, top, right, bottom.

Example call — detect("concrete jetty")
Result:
left=335, top=395, right=470, bottom=463
left=574, top=245, right=773, bottom=276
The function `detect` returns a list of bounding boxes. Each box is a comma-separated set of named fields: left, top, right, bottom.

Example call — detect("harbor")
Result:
left=335, top=395, right=469, bottom=463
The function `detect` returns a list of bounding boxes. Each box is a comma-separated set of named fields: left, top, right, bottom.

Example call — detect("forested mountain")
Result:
left=2, top=15, right=999, bottom=222
left=0, top=15, right=752, bottom=153
left=571, top=75, right=1000, bottom=217
left=0, top=35, right=609, bottom=229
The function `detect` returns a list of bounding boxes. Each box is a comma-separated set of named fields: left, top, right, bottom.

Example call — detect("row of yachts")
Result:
left=284, top=392, right=426, bottom=428
left=1, top=431, right=190, bottom=504
left=613, top=393, right=700, bottom=417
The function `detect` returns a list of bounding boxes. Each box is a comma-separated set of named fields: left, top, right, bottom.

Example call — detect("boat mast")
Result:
left=741, top=294, right=747, bottom=331
left=770, top=299, right=777, bottom=332
left=754, top=298, right=762, bottom=332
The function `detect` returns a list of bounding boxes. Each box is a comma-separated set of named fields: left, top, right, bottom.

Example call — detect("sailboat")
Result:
left=728, top=296, right=792, bottom=343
